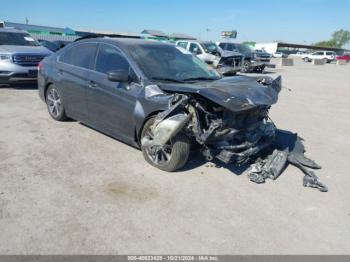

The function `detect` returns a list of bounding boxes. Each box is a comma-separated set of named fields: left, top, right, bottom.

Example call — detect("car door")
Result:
left=86, top=43, right=140, bottom=143
left=57, top=42, right=97, bottom=121
left=189, top=42, right=205, bottom=61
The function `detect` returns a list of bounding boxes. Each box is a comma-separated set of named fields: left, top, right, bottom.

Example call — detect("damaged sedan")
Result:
left=38, top=37, right=327, bottom=192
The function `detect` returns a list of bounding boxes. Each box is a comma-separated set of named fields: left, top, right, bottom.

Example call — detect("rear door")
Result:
left=57, top=42, right=97, bottom=121
left=86, top=43, right=140, bottom=143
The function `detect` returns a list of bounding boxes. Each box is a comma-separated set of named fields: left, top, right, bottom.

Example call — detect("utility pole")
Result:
left=206, top=28, right=210, bottom=41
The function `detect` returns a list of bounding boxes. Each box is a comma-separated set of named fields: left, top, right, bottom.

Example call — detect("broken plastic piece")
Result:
left=246, top=130, right=328, bottom=192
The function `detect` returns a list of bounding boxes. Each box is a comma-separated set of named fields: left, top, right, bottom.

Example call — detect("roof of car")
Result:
left=76, top=37, right=175, bottom=53
left=0, top=27, right=28, bottom=33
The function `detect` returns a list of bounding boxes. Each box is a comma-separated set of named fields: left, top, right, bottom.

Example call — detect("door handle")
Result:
left=88, top=80, right=97, bottom=88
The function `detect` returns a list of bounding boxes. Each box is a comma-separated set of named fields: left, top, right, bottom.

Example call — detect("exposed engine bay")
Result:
left=141, top=76, right=327, bottom=192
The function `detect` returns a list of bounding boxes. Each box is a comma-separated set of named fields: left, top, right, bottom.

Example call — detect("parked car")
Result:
left=0, top=28, right=52, bottom=85
left=175, top=40, right=243, bottom=76
left=255, top=49, right=272, bottom=58
left=336, top=52, right=350, bottom=62
left=273, top=52, right=288, bottom=58
left=38, top=39, right=60, bottom=52
left=217, top=42, right=270, bottom=73
left=302, top=51, right=336, bottom=63
left=38, top=37, right=283, bottom=172
left=294, top=51, right=306, bottom=56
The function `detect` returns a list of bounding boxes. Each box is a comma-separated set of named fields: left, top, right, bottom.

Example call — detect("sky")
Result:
left=1, top=0, right=349, bottom=47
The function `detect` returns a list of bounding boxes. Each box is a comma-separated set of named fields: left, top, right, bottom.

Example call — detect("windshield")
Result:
left=0, top=32, right=40, bottom=46
left=233, top=43, right=252, bottom=53
left=201, top=43, right=218, bottom=54
left=129, top=45, right=221, bottom=82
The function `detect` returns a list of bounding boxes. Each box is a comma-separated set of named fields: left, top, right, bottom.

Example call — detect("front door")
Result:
left=86, top=43, right=140, bottom=143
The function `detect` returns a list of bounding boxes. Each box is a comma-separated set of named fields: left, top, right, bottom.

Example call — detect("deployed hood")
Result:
left=158, top=75, right=282, bottom=112
left=0, top=45, right=52, bottom=55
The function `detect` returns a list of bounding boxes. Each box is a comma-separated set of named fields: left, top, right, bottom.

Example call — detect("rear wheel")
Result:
left=45, top=84, right=67, bottom=121
left=141, top=117, right=190, bottom=172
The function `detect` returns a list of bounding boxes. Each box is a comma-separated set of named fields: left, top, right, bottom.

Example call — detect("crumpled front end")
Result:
left=141, top=76, right=327, bottom=192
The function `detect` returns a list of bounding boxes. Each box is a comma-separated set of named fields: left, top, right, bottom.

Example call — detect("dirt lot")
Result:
left=0, top=58, right=349, bottom=254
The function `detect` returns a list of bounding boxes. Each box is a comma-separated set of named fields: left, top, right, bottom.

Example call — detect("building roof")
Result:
left=169, top=33, right=196, bottom=40
left=277, top=42, right=348, bottom=51
left=0, top=27, right=27, bottom=33
left=141, top=29, right=168, bottom=38
left=2, top=21, right=73, bottom=34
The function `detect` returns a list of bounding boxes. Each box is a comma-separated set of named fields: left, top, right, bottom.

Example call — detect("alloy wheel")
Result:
left=46, top=88, right=61, bottom=118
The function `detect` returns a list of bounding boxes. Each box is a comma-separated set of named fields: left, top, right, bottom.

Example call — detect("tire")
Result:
left=45, top=84, right=67, bottom=121
left=241, top=60, right=251, bottom=73
left=253, top=65, right=264, bottom=73
left=141, top=117, right=191, bottom=172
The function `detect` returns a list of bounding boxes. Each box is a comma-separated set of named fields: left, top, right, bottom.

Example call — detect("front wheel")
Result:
left=241, top=60, right=251, bottom=73
left=141, top=117, right=190, bottom=172
left=45, top=84, right=67, bottom=121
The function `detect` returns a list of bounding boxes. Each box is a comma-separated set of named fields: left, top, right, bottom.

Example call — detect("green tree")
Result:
left=315, top=29, right=350, bottom=48
left=332, top=29, right=350, bottom=47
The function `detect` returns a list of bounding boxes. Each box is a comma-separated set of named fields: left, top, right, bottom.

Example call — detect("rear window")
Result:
left=59, top=43, right=97, bottom=69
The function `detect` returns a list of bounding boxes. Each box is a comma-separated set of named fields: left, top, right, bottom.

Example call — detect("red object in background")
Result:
left=38, top=61, right=43, bottom=71
left=336, top=54, right=350, bottom=61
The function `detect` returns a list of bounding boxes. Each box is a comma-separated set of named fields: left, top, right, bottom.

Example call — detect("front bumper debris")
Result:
left=246, top=130, right=327, bottom=192
left=145, top=76, right=327, bottom=192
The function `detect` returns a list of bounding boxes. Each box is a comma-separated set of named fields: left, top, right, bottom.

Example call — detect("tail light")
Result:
left=38, top=61, right=43, bottom=71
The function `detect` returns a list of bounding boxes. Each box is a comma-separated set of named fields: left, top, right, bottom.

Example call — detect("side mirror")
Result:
left=107, top=70, right=129, bottom=82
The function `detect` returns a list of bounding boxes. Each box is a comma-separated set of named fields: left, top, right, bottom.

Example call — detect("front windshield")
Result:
left=0, top=32, right=40, bottom=46
left=233, top=43, right=252, bottom=53
left=129, top=44, right=221, bottom=81
left=201, top=43, right=218, bottom=54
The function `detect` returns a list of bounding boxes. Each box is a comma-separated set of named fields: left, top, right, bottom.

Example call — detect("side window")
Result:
left=177, top=42, right=188, bottom=49
left=326, top=52, right=333, bottom=55
left=95, top=44, right=130, bottom=74
left=59, top=43, right=97, bottom=69
left=189, top=43, right=202, bottom=54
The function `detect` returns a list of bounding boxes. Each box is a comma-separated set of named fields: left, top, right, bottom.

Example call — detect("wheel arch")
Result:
left=135, top=110, right=164, bottom=146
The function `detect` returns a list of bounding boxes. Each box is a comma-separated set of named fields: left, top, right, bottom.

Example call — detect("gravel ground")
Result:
left=0, top=58, right=349, bottom=254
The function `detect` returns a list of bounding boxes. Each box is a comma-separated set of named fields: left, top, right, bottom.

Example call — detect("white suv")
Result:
left=175, top=40, right=243, bottom=75
left=302, top=51, right=336, bottom=63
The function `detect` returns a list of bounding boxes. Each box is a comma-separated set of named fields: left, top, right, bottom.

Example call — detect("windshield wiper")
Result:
left=151, top=77, right=185, bottom=83
left=181, top=77, right=220, bottom=82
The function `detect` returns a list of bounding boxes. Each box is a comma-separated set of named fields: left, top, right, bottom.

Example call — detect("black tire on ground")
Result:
left=45, top=84, right=67, bottom=121
left=253, top=65, right=264, bottom=73
left=141, top=117, right=191, bottom=172
left=259, top=65, right=266, bottom=73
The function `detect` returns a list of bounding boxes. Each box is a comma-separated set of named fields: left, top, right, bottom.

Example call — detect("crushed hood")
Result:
left=158, top=75, right=282, bottom=112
